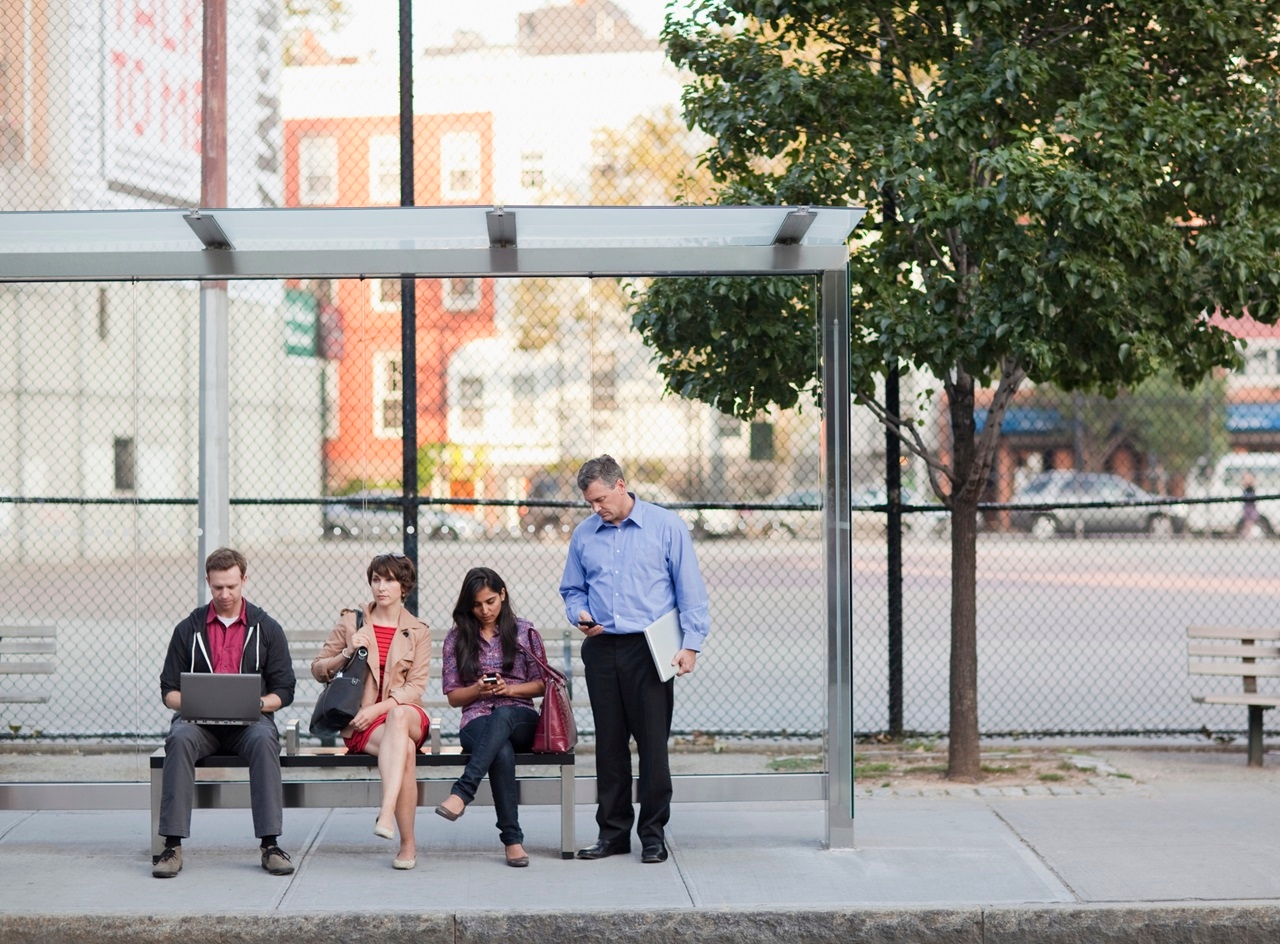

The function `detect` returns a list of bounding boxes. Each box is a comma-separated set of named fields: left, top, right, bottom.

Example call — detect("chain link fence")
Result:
left=3, top=0, right=1279, bottom=758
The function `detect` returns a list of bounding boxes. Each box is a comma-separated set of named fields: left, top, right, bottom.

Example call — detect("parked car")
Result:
left=851, top=485, right=951, bottom=539
left=756, top=488, right=822, bottom=539
left=1009, top=471, right=1184, bottom=539
left=1184, top=453, right=1280, bottom=537
left=630, top=482, right=745, bottom=537
left=322, top=490, right=484, bottom=541
left=758, top=486, right=949, bottom=539
left=518, top=473, right=582, bottom=539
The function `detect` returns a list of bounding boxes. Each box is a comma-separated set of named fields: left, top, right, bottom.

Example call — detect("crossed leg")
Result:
left=363, top=705, right=424, bottom=862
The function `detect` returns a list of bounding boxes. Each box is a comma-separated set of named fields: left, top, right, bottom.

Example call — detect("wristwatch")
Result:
left=259, top=697, right=266, bottom=712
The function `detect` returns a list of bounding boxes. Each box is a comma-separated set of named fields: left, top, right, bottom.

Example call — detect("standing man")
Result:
left=153, top=547, right=297, bottom=878
left=559, top=455, right=710, bottom=864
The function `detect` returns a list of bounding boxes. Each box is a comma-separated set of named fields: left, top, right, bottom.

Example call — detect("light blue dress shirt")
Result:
left=559, top=496, right=711, bottom=652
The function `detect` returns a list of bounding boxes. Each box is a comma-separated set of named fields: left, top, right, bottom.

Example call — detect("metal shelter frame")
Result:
left=0, top=203, right=864, bottom=847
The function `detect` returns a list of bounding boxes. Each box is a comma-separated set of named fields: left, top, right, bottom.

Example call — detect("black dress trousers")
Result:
left=581, top=632, right=675, bottom=846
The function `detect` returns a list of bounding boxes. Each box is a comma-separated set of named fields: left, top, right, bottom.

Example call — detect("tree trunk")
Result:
left=947, top=372, right=982, bottom=781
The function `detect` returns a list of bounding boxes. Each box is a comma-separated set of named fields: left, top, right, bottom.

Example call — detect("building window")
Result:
left=97, top=288, right=109, bottom=341
left=592, top=361, right=617, bottom=413
left=512, top=372, right=538, bottom=421
left=298, top=136, right=338, bottom=205
left=113, top=437, right=136, bottom=491
left=441, top=131, right=481, bottom=200
left=749, top=422, right=775, bottom=461
left=1241, top=346, right=1279, bottom=378
left=442, top=277, right=480, bottom=311
left=373, top=352, right=403, bottom=439
left=371, top=278, right=402, bottom=312
left=368, top=134, right=400, bottom=204
left=459, top=376, right=484, bottom=427
left=322, top=362, right=339, bottom=440
left=520, top=150, right=545, bottom=191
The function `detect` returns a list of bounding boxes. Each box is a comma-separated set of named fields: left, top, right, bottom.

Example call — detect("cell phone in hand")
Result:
left=482, top=673, right=499, bottom=685
left=578, top=618, right=598, bottom=628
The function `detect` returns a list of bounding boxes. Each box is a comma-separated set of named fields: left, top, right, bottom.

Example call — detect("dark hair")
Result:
left=366, top=553, right=416, bottom=600
left=577, top=454, right=625, bottom=493
left=205, top=547, right=247, bottom=578
left=451, top=567, right=518, bottom=682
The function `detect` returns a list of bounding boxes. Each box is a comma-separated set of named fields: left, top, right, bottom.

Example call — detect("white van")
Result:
left=1184, top=453, right=1280, bottom=536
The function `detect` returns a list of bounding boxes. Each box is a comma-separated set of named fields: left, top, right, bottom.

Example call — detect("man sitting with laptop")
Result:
left=153, top=547, right=297, bottom=878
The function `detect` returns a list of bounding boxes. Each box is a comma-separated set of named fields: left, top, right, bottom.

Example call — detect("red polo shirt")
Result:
left=206, top=601, right=247, bottom=674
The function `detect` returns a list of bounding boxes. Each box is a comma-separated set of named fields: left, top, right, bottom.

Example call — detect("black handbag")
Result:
left=309, top=608, right=369, bottom=738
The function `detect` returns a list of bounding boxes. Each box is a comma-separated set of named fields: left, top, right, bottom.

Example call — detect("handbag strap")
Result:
left=518, top=631, right=566, bottom=685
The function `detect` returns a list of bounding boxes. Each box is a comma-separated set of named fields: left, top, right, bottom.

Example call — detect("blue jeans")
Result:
left=455, top=705, right=539, bottom=846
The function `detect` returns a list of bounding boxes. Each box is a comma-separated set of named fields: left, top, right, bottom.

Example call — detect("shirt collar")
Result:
left=206, top=600, right=247, bottom=627
left=591, top=492, right=648, bottom=532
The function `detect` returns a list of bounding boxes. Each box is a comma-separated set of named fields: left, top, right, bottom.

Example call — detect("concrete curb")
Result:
left=5, top=905, right=1280, bottom=944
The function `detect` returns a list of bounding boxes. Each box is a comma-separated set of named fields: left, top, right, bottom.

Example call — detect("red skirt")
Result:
left=343, top=705, right=430, bottom=755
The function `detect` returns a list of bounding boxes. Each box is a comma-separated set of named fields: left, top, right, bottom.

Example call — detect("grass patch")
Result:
left=1057, top=761, right=1078, bottom=772
left=1038, top=772, right=1065, bottom=783
left=853, top=761, right=895, bottom=777
left=901, top=737, right=938, bottom=752
left=767, top=756, right=823, bottom=773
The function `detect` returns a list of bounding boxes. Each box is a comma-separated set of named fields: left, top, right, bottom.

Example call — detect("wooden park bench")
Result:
left=0, top=624, right=57, bottom=705
left=1188, top=625, right=1280, bottom=766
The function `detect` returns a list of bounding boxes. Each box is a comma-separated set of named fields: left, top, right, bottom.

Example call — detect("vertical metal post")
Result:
left=822, top=266, right=855, bottom=849
left=398, top=0, right=418, bottom=611
left=197, top=0, right=229, bottom=600
left=886, top=361, right=903, bottom=737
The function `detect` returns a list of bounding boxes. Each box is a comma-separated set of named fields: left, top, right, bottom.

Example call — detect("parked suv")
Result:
left=322, top=490, right=484, bottom=541
left=518, top=473, right=582, bottom=539
left=1009, top=471, right=1184, bottom=539
left=1184, top=453, right=1280, bottom=537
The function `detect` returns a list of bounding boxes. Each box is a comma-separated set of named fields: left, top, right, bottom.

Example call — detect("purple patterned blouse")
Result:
left=441, top=617, right=546, bottom=729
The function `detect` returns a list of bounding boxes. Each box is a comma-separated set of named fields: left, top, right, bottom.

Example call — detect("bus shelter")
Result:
left=0, top=203, right=864, bottom=847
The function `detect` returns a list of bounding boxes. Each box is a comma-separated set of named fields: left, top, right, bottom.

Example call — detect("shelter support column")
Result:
left=821, top=265, right=855, bottom=849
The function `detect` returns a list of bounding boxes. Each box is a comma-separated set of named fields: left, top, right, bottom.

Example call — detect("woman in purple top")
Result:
left=436, top=567, right=546, bottom=867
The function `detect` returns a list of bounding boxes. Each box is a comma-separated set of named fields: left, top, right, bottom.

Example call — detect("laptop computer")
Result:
left=180, top=673, right=262, bottom=725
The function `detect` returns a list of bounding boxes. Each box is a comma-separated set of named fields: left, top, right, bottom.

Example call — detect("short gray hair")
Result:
left=577, top=455, right=625, bottom=493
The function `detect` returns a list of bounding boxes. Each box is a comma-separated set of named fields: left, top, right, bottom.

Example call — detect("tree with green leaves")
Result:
left=635, top=0, right=1280, bottom=778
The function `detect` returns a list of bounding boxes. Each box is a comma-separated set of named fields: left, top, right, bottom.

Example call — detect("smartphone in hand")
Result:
left=482, top=673, right=499, bottom=685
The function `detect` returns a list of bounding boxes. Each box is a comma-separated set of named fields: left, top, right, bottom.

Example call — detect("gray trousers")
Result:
left=159, top=716, right=283, bottom=840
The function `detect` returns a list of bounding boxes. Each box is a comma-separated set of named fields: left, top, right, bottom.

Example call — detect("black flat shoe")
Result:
left=506, top=854, right=530, bottom=868
left=641, top=843, right=668, bottom=864
left=576, top=839, right=630, bottom=860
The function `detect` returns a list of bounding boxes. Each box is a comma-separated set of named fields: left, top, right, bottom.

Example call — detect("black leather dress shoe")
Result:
left=576, top=840, right=630, bottom=860
left=641, top=842, right=668, bottom=864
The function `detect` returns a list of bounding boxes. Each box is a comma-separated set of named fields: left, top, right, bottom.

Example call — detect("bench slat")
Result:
left=1189, top=661, right=1280, bottom=678
left=1187, top=643, right=1280, bottom=659
left=0, top=626, right=57, bottom=637
left=0, top=641, right=56, bottom=655
left=0, top=662, right=55, bottom=675
left=1188, top=626, right=1280, bottom=641
left=1193, top=693, right=1280, bottom=708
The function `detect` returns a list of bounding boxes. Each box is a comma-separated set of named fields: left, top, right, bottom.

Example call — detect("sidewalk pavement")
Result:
left=3, top=749, right=1280, bottom=943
